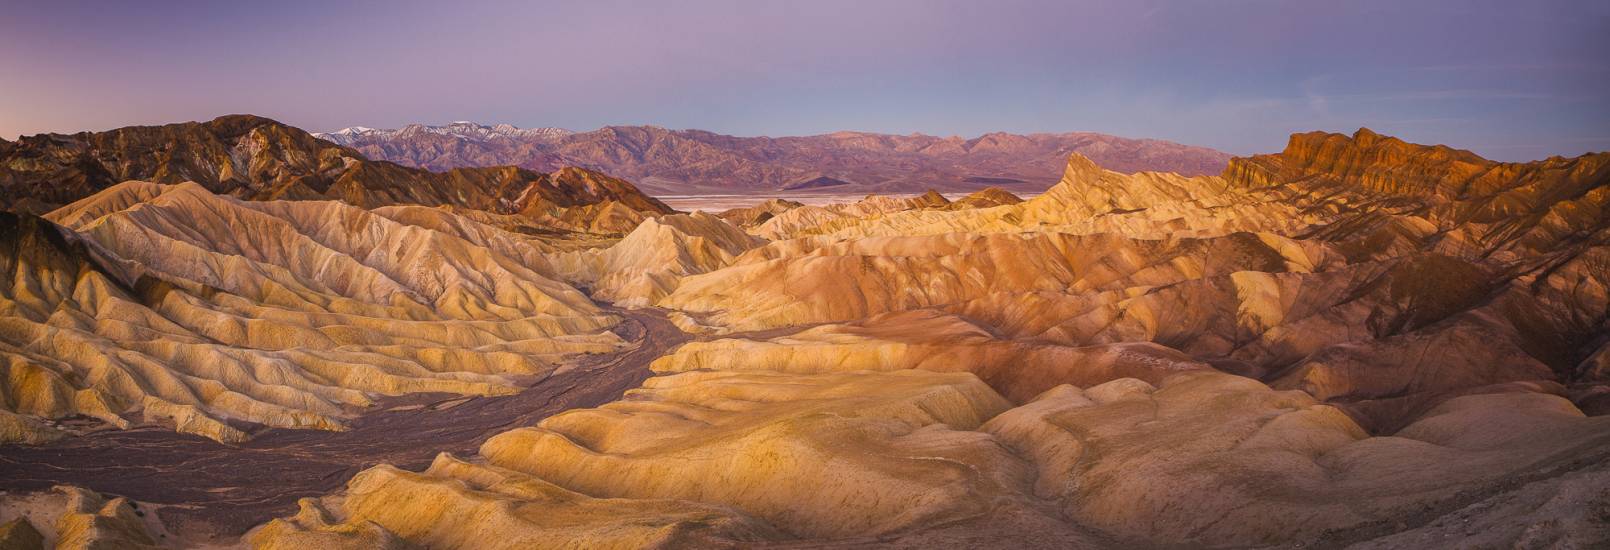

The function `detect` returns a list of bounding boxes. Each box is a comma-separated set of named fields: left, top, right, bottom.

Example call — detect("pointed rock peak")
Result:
left=960, top=187, right=1024, bottom=204
left=630, top=215, right=665, bottom=232
left=1351, top=127, right=1395, bottom=147
left=1063, top=152, right=1106, bottom=177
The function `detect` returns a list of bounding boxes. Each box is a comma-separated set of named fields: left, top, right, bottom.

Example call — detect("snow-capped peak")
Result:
left=316, top=122, right=572, bottom=145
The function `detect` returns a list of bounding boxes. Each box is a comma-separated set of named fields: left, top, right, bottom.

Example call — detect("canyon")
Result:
left=0, top=119, right=1607, bottom=549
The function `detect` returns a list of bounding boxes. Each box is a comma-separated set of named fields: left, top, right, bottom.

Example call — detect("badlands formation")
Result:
left=1, top=181, right=626, bottom=444
left=0, top=125, right=1608, bottom=548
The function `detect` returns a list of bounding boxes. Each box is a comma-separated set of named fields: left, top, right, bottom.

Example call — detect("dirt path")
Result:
left=0, top=306, right=689, bottom=542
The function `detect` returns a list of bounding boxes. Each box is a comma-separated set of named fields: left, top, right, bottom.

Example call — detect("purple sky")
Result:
left=2, top=0, right=1606, bottom=160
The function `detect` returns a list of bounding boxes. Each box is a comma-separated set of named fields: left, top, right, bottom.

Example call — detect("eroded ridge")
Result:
left=2, top=182, right=623, bottom=443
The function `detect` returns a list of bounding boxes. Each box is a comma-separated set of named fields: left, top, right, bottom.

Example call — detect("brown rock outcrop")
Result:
left=0, top=115, right=673, bottom=218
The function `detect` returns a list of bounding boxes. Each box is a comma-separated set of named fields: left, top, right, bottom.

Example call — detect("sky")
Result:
left=2, top=0, right=1607, bottom=161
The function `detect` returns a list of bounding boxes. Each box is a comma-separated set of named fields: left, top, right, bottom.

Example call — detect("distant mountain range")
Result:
left=314, top=122, right=1232, bottom=195
left=0, top=115, right=670, bottom=217
left=320, top=121, right=573, bottom=144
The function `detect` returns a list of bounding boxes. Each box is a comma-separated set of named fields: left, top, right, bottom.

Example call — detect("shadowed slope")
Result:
left=0, top=115, right=673, bottom=218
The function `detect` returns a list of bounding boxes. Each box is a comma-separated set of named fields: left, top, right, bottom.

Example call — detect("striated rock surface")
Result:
left=750, top=188, right=961, bottom=239
left=658, top=132, right=1610, bottom=433
left=651, top=310, right=1208, bottom=401
left=750, top=153, right=1313, bottom=240
left=716, top=197, right=804, bottom=228
left=661, top=230, right=1333, bottom=331
left=946, top=186, right=1023, bottom=209
left=0, top=486, right=169, bottom=550
left=249, top=368, right=1610, bottom=548
left=250, top=368, right=1113, bottom=547
left=982, top=372, right=1610, bottom=546
left=0, top=183, right=622, bottom=443
left=550, top=212, right=764, bottom=307
left=0, top=115, right=673, bottom=218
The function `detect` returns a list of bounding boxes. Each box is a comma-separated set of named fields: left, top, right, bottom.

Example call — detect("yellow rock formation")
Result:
left=0, top=486, right=166, bottom=550
left=550, top=212, right=762, bottom=306
left=1, top=183, right=623, bottom=443
left=983, top=371, right=1610, bottom=546
left=651, top=310, right=1206, bottom=401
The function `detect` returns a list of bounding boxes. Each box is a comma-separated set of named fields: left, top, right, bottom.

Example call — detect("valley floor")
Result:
left=0, top=305, right=686, bottom=546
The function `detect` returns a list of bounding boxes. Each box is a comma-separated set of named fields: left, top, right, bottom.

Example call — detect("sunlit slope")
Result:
left=0, top=183, right=622, bottom=443
left=658, top=131, right=1610, bottom=429
left=251, top=368, right=1610, bottom=548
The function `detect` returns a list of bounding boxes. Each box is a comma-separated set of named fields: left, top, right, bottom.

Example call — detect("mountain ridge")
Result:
left=0, top=115, right=672, bottom=220
left=315, top=121, right=1234, bottom=194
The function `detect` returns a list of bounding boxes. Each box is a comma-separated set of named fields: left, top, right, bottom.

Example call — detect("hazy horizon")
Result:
left=4, top=0, right=1608, bottom=161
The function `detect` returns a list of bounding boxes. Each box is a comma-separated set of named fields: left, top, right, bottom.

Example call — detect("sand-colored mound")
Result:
left=661, top=230, right=1332, bottom=332
left=517, top=197, right=653, bottom=236
left=945, top=186, right=1023, bottom=209
left=752, top=155, right=1313, bottom=240
left=0, top=185, right=623, bottom=443
left=0, top=410, right=65, bottom=446
left=251, top=368, right=1113, bottom=546
left=477, top=369, right=1029, bottom=539
left=251, top=367, right=1610, bottom=548
left=750, top=190, right=956, bottom=239
left=248, top=454, right=779, bottom=550
left=380, top=204, right=620, bottom=252
left=51, top=182, right=600, bottom=320
left=749, top=204, right=849, bottom=240
left=550, top=212, right=763, bottom=307
left=982, top=371, right=1610, bottom=546
left=717, top=198, right=803, bottom=228
left=372, top=204, right=563, bottom=264
left=652, top=309, right=1206, bottom=402
left=0, top=486, right=169, bottom=550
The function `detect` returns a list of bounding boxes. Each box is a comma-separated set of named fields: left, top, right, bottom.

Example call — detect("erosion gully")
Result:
left=0, top=305, right=689, bottom=541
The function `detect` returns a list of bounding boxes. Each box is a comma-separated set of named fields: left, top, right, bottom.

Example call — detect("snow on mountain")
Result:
left=315, top=122, right=572, bottom=145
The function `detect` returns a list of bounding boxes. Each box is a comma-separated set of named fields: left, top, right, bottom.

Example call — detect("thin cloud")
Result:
left=1323, top=90, right=1560, bottom=102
